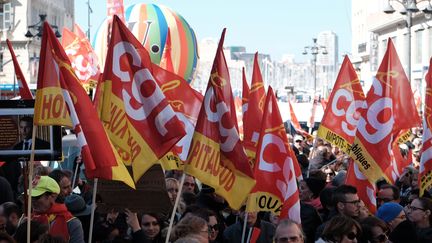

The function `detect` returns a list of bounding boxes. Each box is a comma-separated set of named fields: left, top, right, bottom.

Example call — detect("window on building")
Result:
left=0, top=3, right=12, bottom=30
left=0, top=52, right=4, bottom=72
left=415, top=31, right=422, bottom=64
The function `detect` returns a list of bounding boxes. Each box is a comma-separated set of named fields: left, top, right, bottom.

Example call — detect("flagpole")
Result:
left=241, top=213, right=249, bottom=243
left=88, top=178, right=98, bottom=243
left=165, top=173, right=186, bottom=243
left=27, top=125, right=37, bottom=243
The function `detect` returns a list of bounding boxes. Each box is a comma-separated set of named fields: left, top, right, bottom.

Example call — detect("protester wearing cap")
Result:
left=31, top=176, right=84, bottom=243
left=376, top=202, right=418, bottom=243
left=65, top=194, right=92, bottom=242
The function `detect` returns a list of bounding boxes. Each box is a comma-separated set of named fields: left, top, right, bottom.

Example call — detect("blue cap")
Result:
left=376, top=202, right=404, bottom=223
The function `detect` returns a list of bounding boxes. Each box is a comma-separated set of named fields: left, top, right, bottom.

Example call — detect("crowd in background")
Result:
left=0, top=126, right=431, bottom=243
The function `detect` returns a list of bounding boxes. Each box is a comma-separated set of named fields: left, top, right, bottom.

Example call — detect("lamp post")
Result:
left=25, top=14, right=61, bottom=38
left=302, top=38, right=328, bottom=97
left=383, top=0, right=432, bottom=83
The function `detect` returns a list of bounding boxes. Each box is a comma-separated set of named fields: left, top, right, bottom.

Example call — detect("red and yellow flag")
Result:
left=350, top=39, right=421, bottom=184
left=420, top=58, right=432, bottom=195
left=62, top=24, right=101, bottom=90
left=152, top=64, right=203, bottom=170
left=34, top=22, right=134, bottom=188
left=243, top=52, right=266, bottom=162
left=6, top=40, right=33, bottom=100
left=96, top=16, right=186, bottom=182
left=346, top=159, right=376, bottom=214
left=247, top=87, right=300, bottom=221
left=185, top=29, right=255, bottom=210
left=317, top=56, right=365, bottom=154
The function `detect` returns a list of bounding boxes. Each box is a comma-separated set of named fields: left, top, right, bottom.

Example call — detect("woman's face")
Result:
left=208, top=215, right=219, bottom=241
left=166, top=181, right=179, bottom=205
left=340, top=226, right=358, bottom=243
left=407, top=199, right=428, bottom=225
left=299, top=181, right=313, bottom=201
left=370, top=226, right=389, bottom=243
left=141, top=214, right=160, bottom=239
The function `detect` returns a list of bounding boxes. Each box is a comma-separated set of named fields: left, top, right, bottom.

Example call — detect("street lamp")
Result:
left=383, top=0, right=432, bottom=83
left=25, top=14, right=61, bottom=38
left=302, top=38, right=328, bottom=97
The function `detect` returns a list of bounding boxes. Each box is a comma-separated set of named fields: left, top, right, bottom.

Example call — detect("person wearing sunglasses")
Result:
left=406, top=197, right=432, bottom=243
left=359, top=216, right=390, bottom=243
left=316, top=215, right=361, bottom=243
left=376, top=184, right=400, bottom=209
left=376, top=202, right=418, bottom=243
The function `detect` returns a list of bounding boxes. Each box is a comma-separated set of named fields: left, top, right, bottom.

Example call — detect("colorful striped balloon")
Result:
left=92, top=3, right=198, bottom=83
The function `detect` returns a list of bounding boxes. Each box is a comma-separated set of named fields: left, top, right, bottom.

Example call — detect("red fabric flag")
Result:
left=33, top=22, right=134, bottom=188
left=185, top=29, right=255, bottom=210
left=350, top=39, right=421, bottom=184
left=96, top=16, right=185, bottom=182
left=242, top=67, right=249, bottom=115
left=62, top=24, right=101, bottom=90
left=159, top=28, right=175, bottom=73
left=346, top=159, right=377, bottom=214
left=247, top=87, right=300, bottom=221
left=243, top=52, right=266, bottom=161
left=386, top=143, right=412, bottom=184
left=317, top=56, right=365, bottom=154
left=151, top=63, right=203, bottom=170
left=6, top=40, right=33, bottom=100
left=420, top=58, right=432, bottom=195
left=307, top=97, right=318, bottom=132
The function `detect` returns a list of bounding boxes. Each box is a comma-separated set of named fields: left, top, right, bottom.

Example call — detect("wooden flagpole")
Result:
left=26, top=125, right=37, bottom=243
left=165, top=173, right=186, bottom=243
left=88, top=178, right=98, bottom=243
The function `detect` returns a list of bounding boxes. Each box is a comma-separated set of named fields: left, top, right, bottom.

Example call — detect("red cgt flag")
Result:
left=185, top=29, right=255, bottom=210
left=420, top=58, right=432, bottom=195
left=346, top=159, right=377, bottom=214
left=152, top=63, right=203, bottom=170
left=96, top=15, right=186, bottom=182
left=350, top=39, right=421, bottom=184
left=243, top=52, right=266, bottom=162
left=33, top=22, right=134, bottom=188
left=62, top=24, right=101, bottom=90
left=247, top=87, right=300, bottom=221
left=242, top=67, right=249, bottom=115
left=317, top=56, right=365, bottom=154
left=6, top=40, right=33, bottom=100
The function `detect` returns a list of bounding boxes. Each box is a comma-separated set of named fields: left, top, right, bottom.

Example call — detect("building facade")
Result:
left=352, top=0, right=432, bottom=94
left=0, top=0, right=73, bottom=99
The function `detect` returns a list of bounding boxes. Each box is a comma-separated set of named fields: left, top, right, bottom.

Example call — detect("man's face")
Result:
left=59, top=177, right=72, bottom=197
left=240, top=211, right=257, bottom=227
left=183, top=176, right=195, bottom=193
left=32, top=193, right=55, bottom=213
left=275, top=224, right=304, bottom=243
left=340, top=193, right=360, bottom=217
left=377, top=188, right=394, bottom=207
left=19, top=120, right=32, bottom=140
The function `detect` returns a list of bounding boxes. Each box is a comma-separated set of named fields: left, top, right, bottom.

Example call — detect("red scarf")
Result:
left=33, top=203, right=75, bottom=241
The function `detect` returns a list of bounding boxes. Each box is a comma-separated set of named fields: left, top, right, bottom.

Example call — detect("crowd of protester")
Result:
left=0, top=126, right=431, bottom=243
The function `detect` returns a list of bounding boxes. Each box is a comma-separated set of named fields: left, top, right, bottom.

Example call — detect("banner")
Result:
left=62, top=24, right=101, bottom=90
left=96, top=16, right=185, bottom=182
left=6, top=40, right=33, bottom=100
left=420, top=58, right=432, bottom=196
left=185, top=29, right=255, bottom=210
left=346, top=159, right=376, bottom=214
left=317, top=56, right=365, bottom=154
left=350, top=39, right=421, bottom=184
left=152, top=64, right=203, bottom=170
left=247, top=87, right=300, bottom=222
left=34, top=22, right=134, bottom=188
left=243, top=53, right=266, bottom=162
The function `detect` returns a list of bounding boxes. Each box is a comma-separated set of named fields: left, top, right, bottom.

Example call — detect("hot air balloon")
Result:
left=93, top=3, right=199, bottom=83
